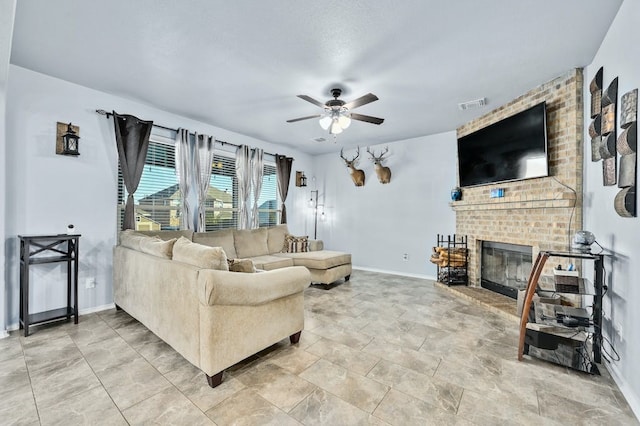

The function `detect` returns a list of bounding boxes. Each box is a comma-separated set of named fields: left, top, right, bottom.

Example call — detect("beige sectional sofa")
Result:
left=143, top=224, right=352, bottom=285
left=113, top=225, right=351, bottom=388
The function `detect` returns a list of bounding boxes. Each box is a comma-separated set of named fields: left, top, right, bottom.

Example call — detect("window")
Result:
left=202, top=154, right=279, bottom=231
left=118, top=137, right=278, bottom=231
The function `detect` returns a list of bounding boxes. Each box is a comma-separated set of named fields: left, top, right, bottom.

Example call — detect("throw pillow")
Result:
left=139, top=236, right=176, bottom=259
left=227, top=258, right=257, bottom=273
left=172, top=237, right=229, bottom=271
left=267, top=224, right=289, bottom=254
left=233, top=228, right=269, bottom=258
left=282, top=234, right=309, bottom=253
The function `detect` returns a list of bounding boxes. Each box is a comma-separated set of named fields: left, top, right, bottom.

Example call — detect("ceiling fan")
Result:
left=287, top=88, right=384, bottom=135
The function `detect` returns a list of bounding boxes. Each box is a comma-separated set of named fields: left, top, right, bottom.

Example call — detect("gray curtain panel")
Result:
left=196, top=134, right=216, bottom=232
left=175, top=129, right=196, bottom=230
left=275, top=155, right=293, bottom=224
left=113, top=111, right=153, bottom=230
left=236, top=145, right=251, bottom=229
left=250, top=148, right=264, bottom=229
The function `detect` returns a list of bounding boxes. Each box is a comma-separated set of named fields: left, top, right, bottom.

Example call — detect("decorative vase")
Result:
left=67, top=224, right=75, bottom=235
left=451, top=187, right=462, bottom=201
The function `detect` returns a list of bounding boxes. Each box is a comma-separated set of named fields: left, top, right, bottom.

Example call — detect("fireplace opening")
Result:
left=481, top=241, right=532, bottom=299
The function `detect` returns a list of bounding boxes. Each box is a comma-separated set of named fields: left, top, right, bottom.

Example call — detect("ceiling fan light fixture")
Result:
left=319, top=115, right=332, bottom=130
left=329, top=119, right=343, bottom=134
left=288, top=89, right=383, bottom=137
left=338, top=113, right=351, bottom=129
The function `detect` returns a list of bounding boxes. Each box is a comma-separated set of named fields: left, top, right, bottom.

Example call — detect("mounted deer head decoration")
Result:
left=366, top=146, right=392, bottom=184
left=340, top=146, right=366, bottom=187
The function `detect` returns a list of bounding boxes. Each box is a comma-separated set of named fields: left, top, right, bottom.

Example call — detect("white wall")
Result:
left=0, top=0, right=17, bottom=337
left=310, top=132, right=457, bottom=278
left=583, top=0, right=640, bottom=417
left=4, top=65, right=313, bottom=329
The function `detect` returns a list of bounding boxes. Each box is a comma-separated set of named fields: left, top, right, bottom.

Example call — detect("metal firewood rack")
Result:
left=435, top=234, right=468, bottom=286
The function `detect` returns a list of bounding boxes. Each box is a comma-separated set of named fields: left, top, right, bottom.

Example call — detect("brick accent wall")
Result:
left=454, top=69, right=584, bottom=286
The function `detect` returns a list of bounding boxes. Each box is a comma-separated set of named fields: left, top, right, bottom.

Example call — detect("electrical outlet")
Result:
left=402, top=253, right=409, bottom=261
left=85, top=277, right=96, bottom=289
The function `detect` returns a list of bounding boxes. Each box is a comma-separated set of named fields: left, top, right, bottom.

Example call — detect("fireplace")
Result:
left=481, top=241, right=532, bottom=299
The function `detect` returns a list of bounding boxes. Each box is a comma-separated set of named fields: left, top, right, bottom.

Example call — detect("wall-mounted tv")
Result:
left=457, top=102, right=549, bottom=187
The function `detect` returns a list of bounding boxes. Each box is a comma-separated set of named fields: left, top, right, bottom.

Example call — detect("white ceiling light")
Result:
left=319, top=115, right=332, bottom=130
left=319, top=108, right=351, bottom=135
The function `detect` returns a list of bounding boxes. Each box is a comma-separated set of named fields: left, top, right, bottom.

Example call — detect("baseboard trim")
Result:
left=4, top=303, right=116, bottom=334
left=352, top=266, right=436, bottom=281
left=605, top=360, right=640, bottom=421
left=80, top=303, right=116, bottom=315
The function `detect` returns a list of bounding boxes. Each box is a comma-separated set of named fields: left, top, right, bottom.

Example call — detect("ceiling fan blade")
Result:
left=297, top=95, right=326, bottom=108
left=343, top=93, right=379, bottom=110
left=350, top=113, right=384, bottom=125
left=286, top=114, right=322, bottom=123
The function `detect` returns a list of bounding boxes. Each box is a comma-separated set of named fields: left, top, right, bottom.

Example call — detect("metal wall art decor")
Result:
left=618, top=154, right=636, bottom=188
left=600, top=133, right=617, bottom=159
left=620, top=89, right=638, bottom=129
left=615, top=89, right=638, bottom=217
left=617, top=122, right=637, bottom=155
left=589, top=68, right=604, bottom=162
left=589, top=116, right=602, bottom=162
left=603, top=158, right=617, bottom=187
left=615, top=186, right=636, bottom=217
left=590, top=67, right=603, bottom=118
left=601, top=77, right=618, bottom=186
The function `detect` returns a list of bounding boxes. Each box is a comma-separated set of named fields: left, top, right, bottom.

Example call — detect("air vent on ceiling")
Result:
left=458, top=97, right=487, bottom=111
left=312, top=137, right=327, bottom=143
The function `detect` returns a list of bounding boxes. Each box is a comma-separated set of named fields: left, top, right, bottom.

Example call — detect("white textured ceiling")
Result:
left=10, top=0, right=622, bottom=154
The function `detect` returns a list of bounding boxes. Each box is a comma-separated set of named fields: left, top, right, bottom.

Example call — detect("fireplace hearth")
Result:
left=481, top=241, right=532, bottom=299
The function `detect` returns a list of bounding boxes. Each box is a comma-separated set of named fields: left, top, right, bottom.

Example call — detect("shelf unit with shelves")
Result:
left=19, top=234, right=81, bottom=337
left=517, top=250, right=605, bottom=374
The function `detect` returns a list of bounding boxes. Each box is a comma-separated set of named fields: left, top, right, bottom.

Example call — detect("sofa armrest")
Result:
left=198, top=266, right=310, bottom=306
left=308, top=239, right=324, bottom=251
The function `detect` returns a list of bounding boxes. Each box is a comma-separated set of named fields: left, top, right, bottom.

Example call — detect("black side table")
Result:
left=19, top=234, right=80, bottom=336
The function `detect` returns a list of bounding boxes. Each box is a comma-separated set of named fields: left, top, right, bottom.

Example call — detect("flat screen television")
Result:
left=457, top=102, right=549, bottom=187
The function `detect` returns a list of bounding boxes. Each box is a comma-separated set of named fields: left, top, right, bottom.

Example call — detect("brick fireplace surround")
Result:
left=453, top=69, right=584, bottom=287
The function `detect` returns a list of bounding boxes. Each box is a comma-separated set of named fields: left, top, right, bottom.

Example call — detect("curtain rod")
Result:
left=95, top=109, right=277, bottom=157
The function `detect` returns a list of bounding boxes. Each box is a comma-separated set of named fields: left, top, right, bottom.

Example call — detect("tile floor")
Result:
left=1, top=270, right=637, bottom=425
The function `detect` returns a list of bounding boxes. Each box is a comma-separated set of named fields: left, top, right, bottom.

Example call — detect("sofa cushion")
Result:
left=283, top=234, right=309, bottom=253
left=172, top=237, right=229, bottom=271
left=250, top=255, right=295, bottom=271
left=139, top=236, right=176, bottom=259
left=119, top=230, right=147, bottom=251
left=227, top=258, right=257, bottom=273
left=138, top=229, right=194, bottom=241
left=267, top=224, right=289, bottom=254
left=276, top=250, right=351, bottom=270
left=194, top=229, right=237, bottom=259
left=234, top=228, right=269, bottom=258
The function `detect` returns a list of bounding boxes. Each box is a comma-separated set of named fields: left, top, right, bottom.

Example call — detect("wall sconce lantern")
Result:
left=295, top=171, right=307, bottom=187
left=56, top=122, right=80, bottom=156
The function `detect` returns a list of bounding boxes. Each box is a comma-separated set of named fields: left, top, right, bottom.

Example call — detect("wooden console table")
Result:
left=19, top=234, right=80, bottom=336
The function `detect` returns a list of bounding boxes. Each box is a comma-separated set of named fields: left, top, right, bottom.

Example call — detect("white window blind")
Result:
left=118, top=138, right=278, bottom=231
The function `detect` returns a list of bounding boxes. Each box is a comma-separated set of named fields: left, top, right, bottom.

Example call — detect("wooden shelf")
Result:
left=451, top=197, right=575, bottom=211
